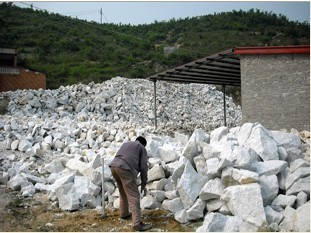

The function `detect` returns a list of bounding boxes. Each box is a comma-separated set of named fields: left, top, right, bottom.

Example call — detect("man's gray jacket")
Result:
left=109, top=140, right=148, bottom=188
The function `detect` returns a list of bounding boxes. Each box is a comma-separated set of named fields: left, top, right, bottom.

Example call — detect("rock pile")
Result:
left=1, top=77, right=242, bottom=134
left=0, top=77, right=310, bottom=232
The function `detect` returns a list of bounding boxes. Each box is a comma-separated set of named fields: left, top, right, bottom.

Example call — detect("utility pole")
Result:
left=100, top=7, right=102, bottom=24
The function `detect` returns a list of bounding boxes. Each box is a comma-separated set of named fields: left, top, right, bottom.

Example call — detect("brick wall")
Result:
left=0, top=67, right=46, bottom=92
left=240, top=54, right=310, bottom=131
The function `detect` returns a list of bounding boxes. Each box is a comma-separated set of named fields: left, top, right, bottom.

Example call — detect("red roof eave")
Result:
left=234, top=45, right=310, bottom=55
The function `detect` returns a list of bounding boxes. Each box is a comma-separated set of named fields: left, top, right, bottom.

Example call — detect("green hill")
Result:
left=0, top=2, right=309, bottom=89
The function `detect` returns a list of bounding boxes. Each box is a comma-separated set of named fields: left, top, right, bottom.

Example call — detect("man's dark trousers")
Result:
left=110, top=166, right=141, bottom=227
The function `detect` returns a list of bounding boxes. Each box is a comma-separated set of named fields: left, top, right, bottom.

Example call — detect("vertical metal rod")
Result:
left=223, top=85, right=227, bottom=126
left=100, top=7, right=102, bottom=24
left=153, top=80, right=157, bottom=129
left=101, top=156, right=105, bottom=215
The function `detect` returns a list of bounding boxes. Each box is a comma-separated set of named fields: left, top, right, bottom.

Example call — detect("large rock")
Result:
left=277, top=166, right=289, bottom=190
left=18, top=139, right=32, bottom=152
left=196, top=212, right=243, bottom=232
left=236, top=122, right=255, bottom=146
left=45, top=159, right=65, bottom=173
left=162, top=197, right=184, bottom=213
left=295, top=202, right=310, bottom=232
left=73, top=175, right=89, bottom=199
left=145, top=136, right=161, bottom=158
left=81, top=193, right=99, bottom=208
left=147, top=164, right=166, bottom=182
left=205, top=157, right=230, bottom=180
left=289, top=158, right=310, bottom=173
left=174, top=132, right=189, bottom=146
left=196, top=212, right=228, bottom=232
left=259, top=174, right=279, bottom=206
left=205, top=199, right=225, bottom=212
left=65, top=158, right=89, bottom=176
left=244, top=124, right=279, bottom=161
left=149, top=190, right=166, bottom=202
left=158, top=143, right=179, bottom=164
left=271, top=194, right=296, bottom=209
left=174, top=209, right=188, bottom=224
left=21, top=183, right=36, bottom=197
left=296, top=191, right=308, bottom=207
left=146, top=178, right=167, bottom=190
left=271, top=131, right=303, bottom=163
left=230, top=146, right=259, bottom=170
left=221, top=167, right=259, bottom=186
left=202, top=143, right=221, bottom=160
left=21, top=172, right=46, bottom=185
left=170, top=157, right=187, bottom=185
left=252, top=160, right=288, bottom=176
left=279, top=205, right=297, bottom=231
left=181, top=134, right=198, bottom=166
left=193, top=156, right=207, bottom=177
left=55, top=182, right=80, bottom=211
left=48, top=173, right=75, bottom=193
left=210, top=126, right=229, bottom=143
left=285, top=166, right=310, bottom=190
left=264, top=206, right=283, bottom=225
left=141, top=195, right=161, bottom=209
left=186, top=198, right=205, bottom=220
left=286, top=176, right=310, bottom=196
left=7, top=174, right=29, bottom=191
left=177, top=161, right=206, bottom=209
left=221, top=183, right=267, bottom=228
left=199, top=178, right=225, bottom=201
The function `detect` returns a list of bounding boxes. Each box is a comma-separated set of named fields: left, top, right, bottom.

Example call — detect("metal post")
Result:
left=100, top=7, right=102, bottom=24
left=153, top=80, right=157, bottom=129
left=223, top=85, right=227, bottom=126
left=100, top=155, right=107, bottom=218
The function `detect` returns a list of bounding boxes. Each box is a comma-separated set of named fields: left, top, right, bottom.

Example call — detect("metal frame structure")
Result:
left=147, top=48, right=241, bottom=129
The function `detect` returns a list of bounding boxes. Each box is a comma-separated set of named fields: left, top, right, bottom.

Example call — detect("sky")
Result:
left=12, top=1, right=311, bottom=25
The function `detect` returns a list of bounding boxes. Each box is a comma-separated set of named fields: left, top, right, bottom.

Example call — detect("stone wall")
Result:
left=240, top=54, right=310, bottom=131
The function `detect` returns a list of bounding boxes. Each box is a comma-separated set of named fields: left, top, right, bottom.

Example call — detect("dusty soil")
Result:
left=0, top=185, right=202, bottom=232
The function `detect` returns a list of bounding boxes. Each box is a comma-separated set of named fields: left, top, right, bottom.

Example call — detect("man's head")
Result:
left=136, top=136, right=147, bottom=147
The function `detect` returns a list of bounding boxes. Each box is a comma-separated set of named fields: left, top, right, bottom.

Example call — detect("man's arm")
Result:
left=139, top=147, right=148, bottom=189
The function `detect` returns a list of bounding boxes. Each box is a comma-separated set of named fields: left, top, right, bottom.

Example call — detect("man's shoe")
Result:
left=133, top=222, right=152, bottom=232
left=120, top=213, right=132, bottom=220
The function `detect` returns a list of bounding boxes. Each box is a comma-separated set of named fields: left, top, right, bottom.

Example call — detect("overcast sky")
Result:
left=12, top=1, right=310, bottom=25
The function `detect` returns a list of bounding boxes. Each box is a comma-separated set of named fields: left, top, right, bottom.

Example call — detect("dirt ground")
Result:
left=0, top=185, right=202, bottom=232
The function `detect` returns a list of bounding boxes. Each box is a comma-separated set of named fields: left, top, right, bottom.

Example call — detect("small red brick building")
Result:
left=0, top=48, right=46, bottom=92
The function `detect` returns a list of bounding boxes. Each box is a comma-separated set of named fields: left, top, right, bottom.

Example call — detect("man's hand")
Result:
left=141, top=187, right=147, bottom=196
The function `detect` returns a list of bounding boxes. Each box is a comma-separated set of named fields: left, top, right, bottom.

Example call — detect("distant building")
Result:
left=0, top=48, right=46, bottom=92
left=149, top=45, right=310, bottom=131
left=235, top=45, right=310, bottom=131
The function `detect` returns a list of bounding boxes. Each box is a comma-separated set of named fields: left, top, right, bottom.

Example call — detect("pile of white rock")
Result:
left=2, top=77, right=242, bottom=134
left=0, top=77, right=310, bottom=232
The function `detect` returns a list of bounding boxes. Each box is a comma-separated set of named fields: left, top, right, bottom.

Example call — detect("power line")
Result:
left=62, top=10, right=97, bottom=15
left=19, top=2, right=45, bottom=11
left=73, top=11, right=98, bottom=17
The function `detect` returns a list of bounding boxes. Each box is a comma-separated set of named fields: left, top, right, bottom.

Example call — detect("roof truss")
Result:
left=147, top=49, right=241, bottom=86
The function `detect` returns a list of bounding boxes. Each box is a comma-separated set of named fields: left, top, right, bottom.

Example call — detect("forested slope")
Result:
left=0, top=2, right=309, bottom=89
